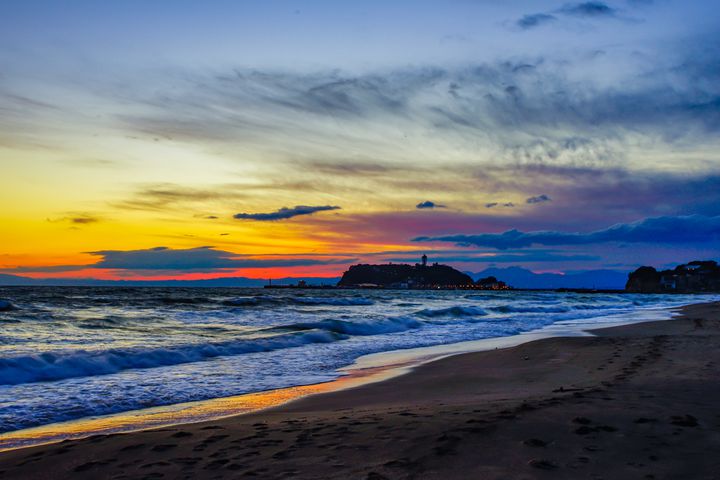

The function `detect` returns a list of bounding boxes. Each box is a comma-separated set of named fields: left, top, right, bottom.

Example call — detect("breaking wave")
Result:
left=0, top=331, right=340, bottom=386
left=223, top=296, right=374, bottom=307
left=415, top=306, right=489, bottom=318
left=0, top=300, right=17, bottom=311
left=491, top=304, right=570, bottom=314
left=282, top=316, right=422, bottom=336
left=158, top=296, right=210, bottom=305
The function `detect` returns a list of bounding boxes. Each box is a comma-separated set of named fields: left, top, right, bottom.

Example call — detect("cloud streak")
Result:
left=526, top=194, right=551, bottom=204
left=414, top=215, right=720, bottom=250
left=559, top=2, right=617, bottom=18
left=47, top=214, right=102, bottom=226
left=416, top=201, right=446, bottom=209
left=233, top=205, right=341, bottom=221
left=114, top=183, right=249, bottom=212
left=5, top=247, right=355, bottom=274
left=516, top=13, right=557, bottom=29
left=386, top=252, right=599, bottom=264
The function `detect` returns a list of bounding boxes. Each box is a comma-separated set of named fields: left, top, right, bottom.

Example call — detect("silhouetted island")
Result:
left=337, top=255, right=511, bottom=290
left=626, top=260, right=720, bottom=293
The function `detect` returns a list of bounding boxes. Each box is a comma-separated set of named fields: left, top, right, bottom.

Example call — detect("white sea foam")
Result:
left=222, top=295, right=374, bottom=307
left=0, top=331, right=340, bottom=386
left=283, top=316, right=422, bottom=335
left=415, top=305, right=489, bottom=318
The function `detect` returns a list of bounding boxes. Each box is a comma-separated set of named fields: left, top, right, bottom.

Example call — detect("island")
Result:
left=337, top=255, right=510, bottom=290
left=626, top=260, right=720, bottom=293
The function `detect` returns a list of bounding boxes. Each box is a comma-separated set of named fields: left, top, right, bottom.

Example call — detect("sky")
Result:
left=1, top=0, right=719, bottom=282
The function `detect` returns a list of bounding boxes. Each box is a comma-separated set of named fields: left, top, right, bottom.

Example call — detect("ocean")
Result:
left=0, top=286, right=715, bottom=434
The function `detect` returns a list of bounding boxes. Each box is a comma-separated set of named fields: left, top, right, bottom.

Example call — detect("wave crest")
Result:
left=491, top=305, right=570, bottom=314
left=415, top=306, right=488, bottom=318
left=0, top=300, right=17, bottom=312
left=283, top=316, right=421, bottom=336
left=223, top=296, right=373, bottom=307
left=0, top=331, right=340, bottom=386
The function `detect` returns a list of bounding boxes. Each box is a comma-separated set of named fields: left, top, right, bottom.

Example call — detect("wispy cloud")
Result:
left=114, top=183, right=249, bottom=212
left=47, top=214, right=102, bottom=226
left=110, top=52, right=720, bottom=174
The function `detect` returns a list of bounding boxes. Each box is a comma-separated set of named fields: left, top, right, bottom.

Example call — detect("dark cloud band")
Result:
left=416, top=201, right=446, bottom=209
left=234, top=205, right=340, bottom=221
left=526, top=194, right=551, bottom=204
left=414, top=215, right=720, bottom=250
left=5, top=247, right=354, bottom=273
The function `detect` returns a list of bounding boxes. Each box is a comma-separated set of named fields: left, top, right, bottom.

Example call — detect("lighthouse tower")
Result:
left=421, top=254, right=427, bottom=267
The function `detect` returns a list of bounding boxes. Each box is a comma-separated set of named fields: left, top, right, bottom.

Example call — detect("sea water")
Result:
left=0, top=286, right=715, bottom=433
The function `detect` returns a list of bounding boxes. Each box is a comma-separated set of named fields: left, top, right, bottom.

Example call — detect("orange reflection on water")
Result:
left=0, top=363, right=410, bottom=452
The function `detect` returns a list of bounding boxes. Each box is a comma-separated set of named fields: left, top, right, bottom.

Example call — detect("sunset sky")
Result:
left=1, top=0, right=719, bottom=281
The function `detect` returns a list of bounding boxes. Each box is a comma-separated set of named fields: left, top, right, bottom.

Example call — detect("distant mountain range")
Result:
left=0, top=274, right=339, bottom=288
left=467, top=267, right=628, bottom=290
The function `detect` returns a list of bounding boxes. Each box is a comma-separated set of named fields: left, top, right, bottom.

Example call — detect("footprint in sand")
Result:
left=151, top=444, right=177, bottom=452
left=523, top=438, right=550, bottom=447
left=670, top=415, right=699, bottom=427
left=528, top=458, right=559, bottom=470
left=120, top=443, right=146, bottom=452
left=73, top=461, right=104, bottom=472
left=634, top=417, right=658, bottom=424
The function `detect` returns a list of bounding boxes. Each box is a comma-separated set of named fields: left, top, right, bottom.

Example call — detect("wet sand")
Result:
left=1, top=302, right=719, bottom=479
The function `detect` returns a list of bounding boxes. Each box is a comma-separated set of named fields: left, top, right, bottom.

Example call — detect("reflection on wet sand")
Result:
left=0, top=363, right=411, bottom=452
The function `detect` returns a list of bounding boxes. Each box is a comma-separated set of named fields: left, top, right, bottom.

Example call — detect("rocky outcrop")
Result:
left=337, top=263, right=474, bottom=289
left=626, top=260, right=720, bottom=293
left=625, top=266, right=661, bottom=293
left=475, top=276, right=510, bottom=290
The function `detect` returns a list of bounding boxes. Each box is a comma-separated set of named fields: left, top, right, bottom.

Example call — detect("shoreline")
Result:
left=0, top=302, right=687, bottom=452
left=2, top=301, right=720, bottom=478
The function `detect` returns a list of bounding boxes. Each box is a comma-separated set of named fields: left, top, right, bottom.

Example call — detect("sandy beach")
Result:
left=1, top=301, right=719, bottom=479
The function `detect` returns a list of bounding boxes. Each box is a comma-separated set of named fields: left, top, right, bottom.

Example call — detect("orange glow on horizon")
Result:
left=12, top=265, right=349, bottom=281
